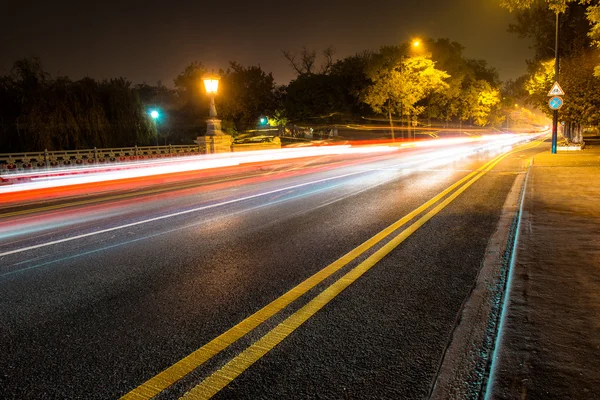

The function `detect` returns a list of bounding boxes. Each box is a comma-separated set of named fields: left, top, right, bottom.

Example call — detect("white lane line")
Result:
left=0, top=171, right=364, bottom=257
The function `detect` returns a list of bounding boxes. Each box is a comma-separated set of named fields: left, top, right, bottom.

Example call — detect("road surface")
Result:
left=0, top=137, right=545, bottom=399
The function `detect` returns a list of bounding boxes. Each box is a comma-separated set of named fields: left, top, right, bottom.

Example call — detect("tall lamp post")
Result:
left=407, top=39, right=422, bottom=139
left=194, top=72, right=233, bottom=153
left=203, top=73, right=222, bottom=136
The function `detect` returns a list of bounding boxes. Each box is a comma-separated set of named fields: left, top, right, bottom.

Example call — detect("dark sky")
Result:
left=1, top=0, right=532, bottom=86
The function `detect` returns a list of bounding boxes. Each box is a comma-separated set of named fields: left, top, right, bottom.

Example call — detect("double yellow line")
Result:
left=122, top=138, right=545, bottom=400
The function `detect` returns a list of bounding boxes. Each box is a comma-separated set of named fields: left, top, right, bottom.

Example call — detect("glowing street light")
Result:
left=194, top=70, right=232, bottom=151
left=148, top=109, right=160, bottom=146
left=201, top=73, right=227, bottom=139
left=203, top=73, right=220, bottom=118
left=412, top=39, right=421, bottom=48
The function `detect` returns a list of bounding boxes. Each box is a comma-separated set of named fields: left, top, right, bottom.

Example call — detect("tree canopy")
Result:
left=0, top=34, right=541, bottom=153
left=500, top=0, right=600, bottom=141
left=362, top=54, right=449, bottom=137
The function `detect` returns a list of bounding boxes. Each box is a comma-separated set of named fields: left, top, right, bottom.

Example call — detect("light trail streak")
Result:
left=0, top=135, right=537, bottom=195
left=0, top=134, right=542, bottom=213
left=0, top=134, right=541, bottom=256
left=0, top=145, right=396, bottom=193
left=0, top=170, right=369, bottom=257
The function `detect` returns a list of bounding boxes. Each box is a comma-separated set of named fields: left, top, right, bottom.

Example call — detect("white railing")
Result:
left=0, top=144, right=204, bottom=174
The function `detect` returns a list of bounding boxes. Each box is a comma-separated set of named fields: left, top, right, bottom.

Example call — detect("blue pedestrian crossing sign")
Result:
left=549, top=96, right=563, bottom=110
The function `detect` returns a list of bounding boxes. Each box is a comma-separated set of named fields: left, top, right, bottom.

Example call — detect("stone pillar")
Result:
left=194, top=118, right=233, bottom=154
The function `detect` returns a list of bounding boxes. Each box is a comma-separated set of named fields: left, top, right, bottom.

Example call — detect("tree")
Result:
left=462, top=80, right=502, bottom=127
left=283, top=73, right=346, bottom=122
left=99, top=78, right=154, bottom=147
left=173, top=61, right=207, bottom=105
left=586, top=4, right=600, bottom=75
left=282, top=50, right=372, bottom=124
left=505, top=1, right=591, bottom=63
left=173, top=61, right=211, bottom=139
left=551, top=50, right=600, bottom=141
left=282, top=46, right=337, bottom=76
left=217, top=62, right=278, bottom=132
left=0, top=57, right=156, bottom=152
left=500, top=0, right=575, bottom=14
left=362, top=53, right=449, bottom=139
left=424, top=39, right=472, bottom=124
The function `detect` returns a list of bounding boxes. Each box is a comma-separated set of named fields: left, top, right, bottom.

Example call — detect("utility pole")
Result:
left=552, top=11, right=559, bottom=154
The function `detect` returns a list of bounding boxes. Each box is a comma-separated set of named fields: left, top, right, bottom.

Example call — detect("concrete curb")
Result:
left=429, top=169, right=528, bottom=399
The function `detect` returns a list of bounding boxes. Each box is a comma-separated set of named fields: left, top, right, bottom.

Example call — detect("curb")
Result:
left=429, top=167, right=529, bottom=399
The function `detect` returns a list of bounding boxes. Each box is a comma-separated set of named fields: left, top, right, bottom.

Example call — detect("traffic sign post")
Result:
left=548, top=82, right=564, bottom=154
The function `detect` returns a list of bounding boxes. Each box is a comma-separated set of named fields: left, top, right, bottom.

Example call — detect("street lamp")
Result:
left=202, top=73, right=224, bottom=136
left=149, top=109, right=160, bottom=146
left=405, top=38, right=423, bottom=139
left=203, top=73, right=220, bottom=119
left=194, top=72, right=232, bottom=153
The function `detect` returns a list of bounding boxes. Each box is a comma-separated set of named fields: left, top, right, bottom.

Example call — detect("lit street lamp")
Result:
left=406, top=38, right=423, bottom=139
left=194, top=72, right=232, bottom=153
left=203, top=74, right=220, bottom=119
left=149, top=109, right=160, bottom=146
left=203, top=73, right=223, bottom=136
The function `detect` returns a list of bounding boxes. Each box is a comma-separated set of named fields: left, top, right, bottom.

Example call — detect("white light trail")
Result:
left=0, top=134, right=541, bottom=195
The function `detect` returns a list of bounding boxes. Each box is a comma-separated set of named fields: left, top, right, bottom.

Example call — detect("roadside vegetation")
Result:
left=4, top=1, right=600, bottom=154
left=501, top=0, right=600, bottom=142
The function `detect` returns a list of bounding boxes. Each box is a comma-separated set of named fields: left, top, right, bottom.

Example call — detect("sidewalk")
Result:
left=487, top=136, right=600, bottom=399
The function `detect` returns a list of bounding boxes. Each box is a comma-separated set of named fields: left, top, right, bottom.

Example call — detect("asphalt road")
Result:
left=0, top=139, right=544, bottom=399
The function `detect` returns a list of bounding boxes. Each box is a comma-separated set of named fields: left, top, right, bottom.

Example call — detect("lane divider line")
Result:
left=120, top=151, right=511, bottom=399
left=180, top=144, right=516, bottom=399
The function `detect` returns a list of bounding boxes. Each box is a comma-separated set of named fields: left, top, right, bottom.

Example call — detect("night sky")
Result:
left=1, top=0, right=532, bottom=86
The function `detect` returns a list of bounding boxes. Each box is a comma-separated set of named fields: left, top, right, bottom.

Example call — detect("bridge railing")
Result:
left=0, top=144, right=205, bottom=174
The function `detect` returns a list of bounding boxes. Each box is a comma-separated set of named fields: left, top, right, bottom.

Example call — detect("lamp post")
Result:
left=149, top=109, right=159, bottom=146
left=194, top=72, right=232, bottom=153
left=405, top=39, right=422, bottom=139
left=203, top=73, right=222, bottom=136
left=204, top=74, right=219, bottom=119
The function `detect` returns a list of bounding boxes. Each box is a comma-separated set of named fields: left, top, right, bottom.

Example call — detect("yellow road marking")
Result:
left=123, top=137, right=546, bottom=400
